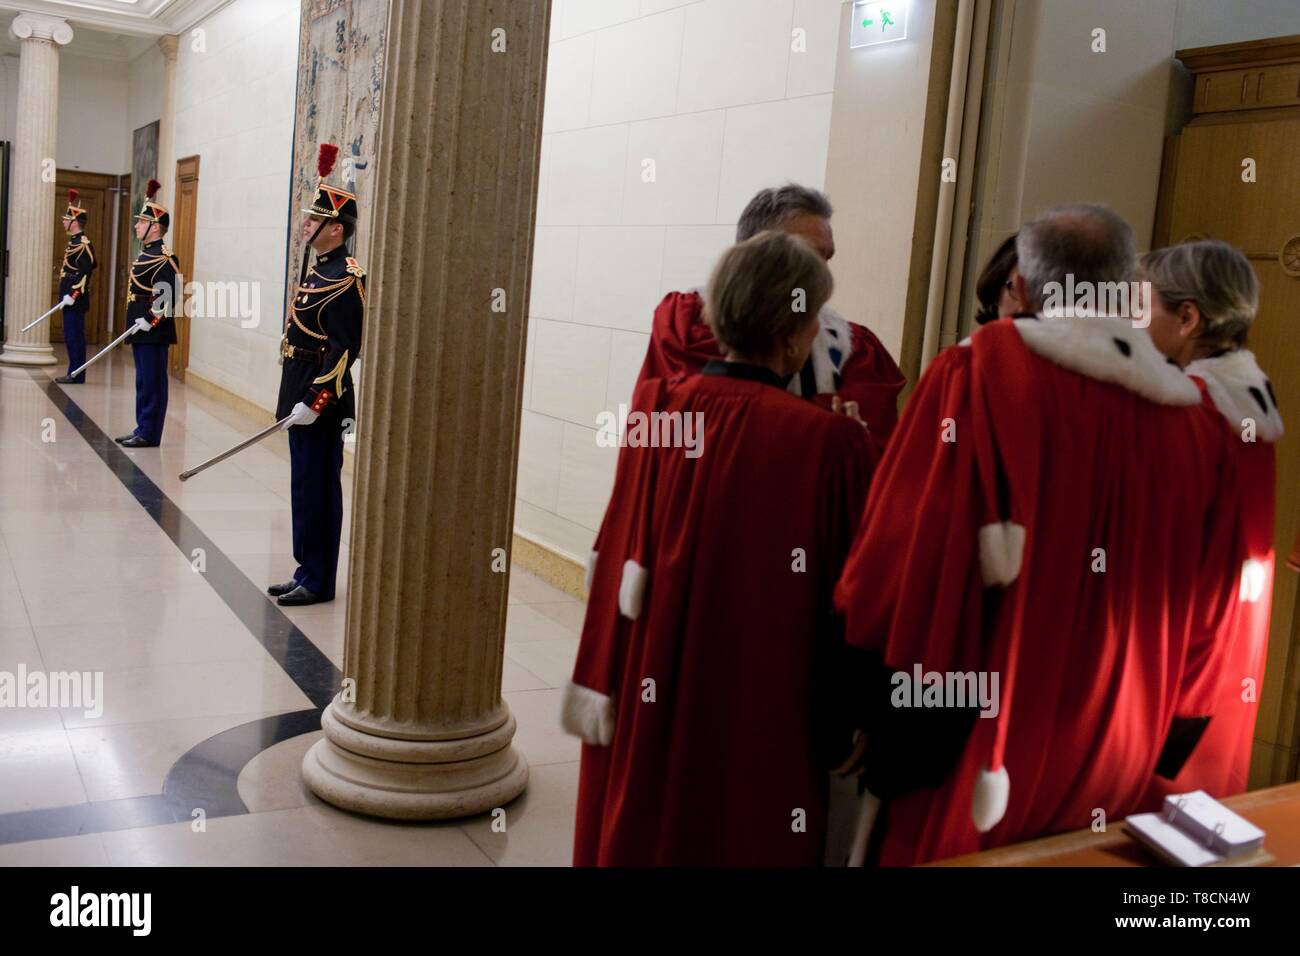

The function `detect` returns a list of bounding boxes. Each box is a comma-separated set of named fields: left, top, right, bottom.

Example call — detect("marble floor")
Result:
left=0, top=351, right=582, bottom=866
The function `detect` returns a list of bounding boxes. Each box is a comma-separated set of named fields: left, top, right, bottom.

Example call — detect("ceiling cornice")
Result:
left=0, top=0, right=233, bottom=39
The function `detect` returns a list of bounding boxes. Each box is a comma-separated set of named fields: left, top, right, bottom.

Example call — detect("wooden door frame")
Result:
left=112, top=174, right=132, bottom=337
left=169, top=155, right=199, bottom=382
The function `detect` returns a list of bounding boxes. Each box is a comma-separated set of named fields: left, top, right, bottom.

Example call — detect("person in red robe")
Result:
left=1141, top=239, right=1283, bottom=799
left=833, top=205, right=1243, bottom=866
left=637, top=184, right=905, bottom=450
left=564, top=231, right=874, bottom=866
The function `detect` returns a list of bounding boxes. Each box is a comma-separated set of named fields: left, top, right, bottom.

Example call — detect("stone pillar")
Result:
left=0, top=13, right=72, bottom=366
left=156, top=35, right=178, bottom=203
left=301, top=0, right=551, bottom=819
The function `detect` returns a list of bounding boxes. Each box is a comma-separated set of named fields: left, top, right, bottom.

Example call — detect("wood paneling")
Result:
left=1168, top=36, right=1300, bottom=786
left=169, top=155, right=199, bottom=382
left=113, top=175, right=131, bottom=336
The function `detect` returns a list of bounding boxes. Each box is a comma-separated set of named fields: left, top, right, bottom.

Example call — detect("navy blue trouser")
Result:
left=132, top=343, right=170, bottom=444
left=289, top=419, right=345, bottom=599
left=63, top=310, right=87, bottom=381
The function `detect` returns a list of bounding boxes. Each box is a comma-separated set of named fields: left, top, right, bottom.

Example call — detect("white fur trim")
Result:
left=584, top=550, right=598, bottom=594
left=1014, top=315, right=1201, bottom=406
left=561, top=681, right=615, bottom=746
left=972, top=765, right=1010, bottom=832
left=802, top=306, right=854, bottom=396
left=1187, top=350, right=1284, bottom=443
left=1240, top=558, right=1268, bottom=604
left=978, top=521, right=1026, bottom=587
left=618, top=559, right=647, bottom=620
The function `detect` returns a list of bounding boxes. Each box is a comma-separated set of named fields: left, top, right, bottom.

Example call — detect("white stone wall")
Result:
left=0, top=51, right=129, bottom=174
left=519, top=0, right=844, bottom=561
left=161, top=0, right=300, bottom=413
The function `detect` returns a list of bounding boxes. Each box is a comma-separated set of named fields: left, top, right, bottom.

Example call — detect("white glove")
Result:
left=60, top=294, right=75, bottom=308
left=280, top=402, right=320, bottom=430
left=131, top=316, right=153, bottom=334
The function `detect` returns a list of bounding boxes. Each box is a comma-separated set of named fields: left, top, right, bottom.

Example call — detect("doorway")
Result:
left=52, top=171, right=115, bottom=347
left=169, top=155, right=200, bottom=381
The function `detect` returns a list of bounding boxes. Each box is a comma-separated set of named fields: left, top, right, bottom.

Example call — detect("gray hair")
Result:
left=1016, top=204, right=1136, bottom=311
left=1140, top=240, right=1259, bottom=350
left=736, top=184, right=833, bottom=242
left=706, top=231, right=832, bottom=357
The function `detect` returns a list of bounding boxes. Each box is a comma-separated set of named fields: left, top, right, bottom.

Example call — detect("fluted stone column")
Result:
left=0, top=13, right=72, bottom=367
left=301, top=0, right=551, bottom=819
left=156, top=36, right=178, bottom=202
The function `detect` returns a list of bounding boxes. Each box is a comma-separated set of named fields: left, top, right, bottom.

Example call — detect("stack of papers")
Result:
left=1126, top=790, right=1265, bottom=866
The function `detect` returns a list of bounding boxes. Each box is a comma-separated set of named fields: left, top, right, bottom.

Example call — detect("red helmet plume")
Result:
left=145, top=178, right=161, bottom=200
left=317, top=143, right=339, bottom=179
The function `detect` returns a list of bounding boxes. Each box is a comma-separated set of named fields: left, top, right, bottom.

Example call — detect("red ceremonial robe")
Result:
left=1146, top=350, right=1282, bottom=800
left=638, top=290, right=905, bottom=450
left=565, top=361, right=874, bottom=866
left=834, top=315, right=1242, bottom=866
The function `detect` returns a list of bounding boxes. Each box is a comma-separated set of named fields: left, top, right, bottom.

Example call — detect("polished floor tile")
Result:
left=98, top=804, right=495, bottom=867
left=0, top=355, right=588, bottom=865
left=67, top=713, right=275, bottom=803
left=0, top=730, right=89, bottom=814
left=462, top=761, right=578, bottom=866
left=504, top=688, right=581, bottom=767
left=0, top=832, right=110, bottom=866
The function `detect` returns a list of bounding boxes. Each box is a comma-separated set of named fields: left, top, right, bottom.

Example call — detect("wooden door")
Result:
left=113, top=174, right=131, bottom=336
left=1167, top=113, right=1300, bottom=787
left=169, top=156, right=200, bottom=381
left=50, top=171, right=114, bottom=346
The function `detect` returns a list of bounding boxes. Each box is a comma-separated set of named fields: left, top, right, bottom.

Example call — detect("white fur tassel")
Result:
left=972, top=765, right=1010, bottom=832
left=560, top=681, right=616, bottom=746
left=584, top=550, right=598, bottom=594
left=618, top=559, right=647, bottom=620
left=978, top=522, right=1026, bottom=587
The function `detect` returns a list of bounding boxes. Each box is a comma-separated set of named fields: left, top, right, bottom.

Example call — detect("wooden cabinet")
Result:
left=1195, top=63, right=1300, bottom=114
left=1184, top=35, right=1300, bottom=116
left=1160, top=35, right=1300, bottom=790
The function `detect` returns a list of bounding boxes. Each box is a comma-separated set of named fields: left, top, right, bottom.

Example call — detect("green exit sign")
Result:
left=851, top=0, right=908, bottom=48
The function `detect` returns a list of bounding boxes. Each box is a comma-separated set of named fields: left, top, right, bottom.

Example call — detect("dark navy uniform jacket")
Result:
left=127, top=239, right=181, bottom=346
left=59, top=234, right=96, bottom=311
left=276, top=247, right=365, bottom=422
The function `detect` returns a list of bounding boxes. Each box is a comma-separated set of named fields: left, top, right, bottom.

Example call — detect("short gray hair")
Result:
left=1140, top=240, right=1259, bottom=350
left=1016, top=204, right=1136, bottom=311
left=706, top=231, right=833, bottom=357
left=736, top=184, right=833, bottom=242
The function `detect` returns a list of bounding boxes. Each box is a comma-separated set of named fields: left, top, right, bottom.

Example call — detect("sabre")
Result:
left=179, top=416, right=292, bottom=481
left=67, top=323, right=141, bottom=379
left=20, top=299, right=69, bottom=333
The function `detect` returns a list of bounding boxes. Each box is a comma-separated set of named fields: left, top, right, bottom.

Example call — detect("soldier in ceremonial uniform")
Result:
left=267, top=144, right=365, bottom=607
left=115, top=178, right=180, bottom=448
left=55, top=189, right=96, bottom=384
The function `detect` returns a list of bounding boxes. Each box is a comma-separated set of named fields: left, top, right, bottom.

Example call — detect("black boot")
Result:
left=266, top=580, right=298, bottom=597
left=277, top=585, right=329, bottom=607
left=55, top=375, right=84, bottom=385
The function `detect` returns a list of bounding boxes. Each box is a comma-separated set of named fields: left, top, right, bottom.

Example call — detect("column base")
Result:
left=302, top=701, right=529, bottom=820
left=0, top=343, right=57, bottom=366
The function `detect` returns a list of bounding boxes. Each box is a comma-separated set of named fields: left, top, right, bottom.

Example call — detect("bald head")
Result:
left=1015, top=204, right=1136, bottom=312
